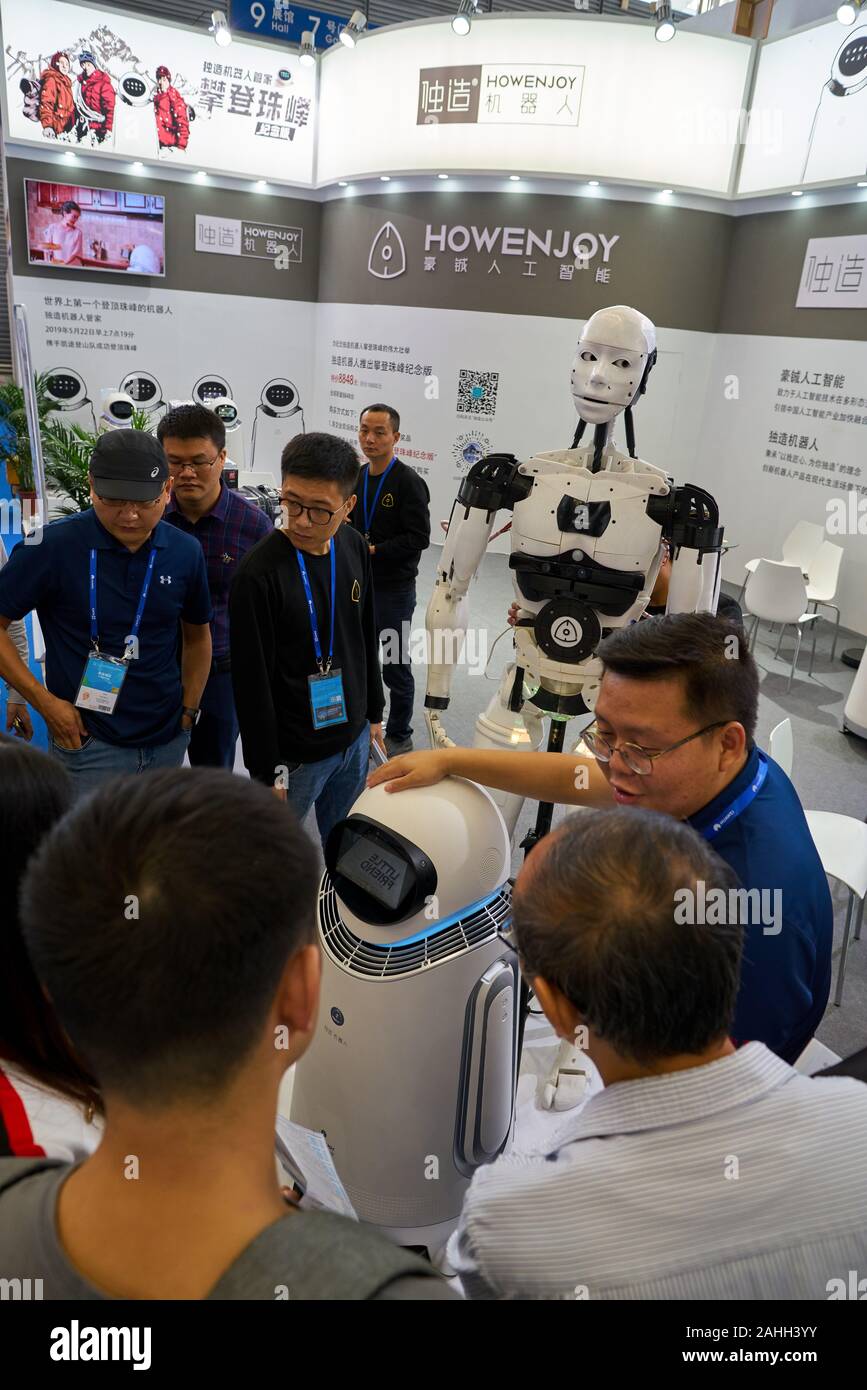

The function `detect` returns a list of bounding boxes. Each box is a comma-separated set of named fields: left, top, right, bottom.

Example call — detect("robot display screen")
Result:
left=335, top=829, right=411, bottom=911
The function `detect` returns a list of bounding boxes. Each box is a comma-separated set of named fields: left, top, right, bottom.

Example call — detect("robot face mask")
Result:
left=570, top=340, right=648, bottom=425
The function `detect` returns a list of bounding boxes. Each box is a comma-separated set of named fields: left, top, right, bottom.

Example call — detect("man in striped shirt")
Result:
left=450, top=808, right=867, bottom=1300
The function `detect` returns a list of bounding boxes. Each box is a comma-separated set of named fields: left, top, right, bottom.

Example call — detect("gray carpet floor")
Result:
left=393, top=548, right=867, bottom=1061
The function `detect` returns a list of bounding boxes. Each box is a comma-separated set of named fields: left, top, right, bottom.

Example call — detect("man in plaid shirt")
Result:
left=161, top=405, right=273, bottom=767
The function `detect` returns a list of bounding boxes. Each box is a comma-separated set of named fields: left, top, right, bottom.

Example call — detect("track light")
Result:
left=837, top=0, right=862, bottom=22
left=299, top=31, right=316, bottom=67
left=452, top=0, right=477, bottom=35
left=210, top=10, right=231, bottom=46
left=654, top=1, right=676, bottom=41
left=339, top=10, right=367, bottom=47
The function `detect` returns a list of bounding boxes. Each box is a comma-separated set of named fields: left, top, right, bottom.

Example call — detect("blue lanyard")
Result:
left=699, top=752, right=768, bottom=842
left=89, top=547, right=157, bottom=655
left=295, top=540, right=336, bottom=672
left=362, top=458, right=396, bottom=535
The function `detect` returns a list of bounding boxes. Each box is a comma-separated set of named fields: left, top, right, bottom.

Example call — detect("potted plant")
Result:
left=0, top=373, right=57, bottom=498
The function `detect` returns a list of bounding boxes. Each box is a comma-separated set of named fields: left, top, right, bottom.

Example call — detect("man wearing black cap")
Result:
left=0, top=431, right=212, bottom=798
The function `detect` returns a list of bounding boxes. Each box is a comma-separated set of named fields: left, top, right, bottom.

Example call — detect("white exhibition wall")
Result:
left=316, top=17, right=752, bottom=194
left=12, top=273, right=867, bottom=635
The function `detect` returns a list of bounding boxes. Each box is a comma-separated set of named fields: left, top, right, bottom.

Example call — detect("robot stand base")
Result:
left=375, top=1215, right=460, bottom=1264
left=842, top=648, right=866, bottom=671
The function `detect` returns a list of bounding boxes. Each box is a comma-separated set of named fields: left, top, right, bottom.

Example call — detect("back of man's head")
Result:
left=513, top=807, right=744, bottom=1065
left=19, top=769, right=320, bottom=1106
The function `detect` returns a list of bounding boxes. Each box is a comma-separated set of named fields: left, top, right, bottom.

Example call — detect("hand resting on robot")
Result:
left=367, top=743, right=613, bottom=807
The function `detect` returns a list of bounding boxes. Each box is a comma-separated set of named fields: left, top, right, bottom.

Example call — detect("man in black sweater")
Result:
left=230, top=433, right=384, bottom=846
left=351, top=404, right=431, bottom=756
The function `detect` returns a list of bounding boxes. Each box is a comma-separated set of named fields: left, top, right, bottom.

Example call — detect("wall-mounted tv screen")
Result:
left=24, top=179, right=165, bottom=277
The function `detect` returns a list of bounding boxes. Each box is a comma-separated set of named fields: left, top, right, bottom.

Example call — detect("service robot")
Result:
left=424, top=304, right=726, bottom=1107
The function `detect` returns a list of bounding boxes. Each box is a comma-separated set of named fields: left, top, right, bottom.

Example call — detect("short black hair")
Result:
left=281, top=431, right=360, bottom=500
left=61, top=200, right=81, bottom=215
left=0, top=734, right=100, bottom=1116
left=598, top=612, right=759, bottom=745
left=513, top=808, right=744, bottom=1064
left=157, top=402, right=225, bottom=453
left=360, top=403, right=400, bottom=432
left=19, top=769, right=320, bottom=1106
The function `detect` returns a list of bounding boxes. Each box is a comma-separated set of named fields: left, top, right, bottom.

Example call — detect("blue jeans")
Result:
left=49, top=727, right=191, bottom=801
left=375, top=583, right=417, bottom=744
left=282, top=725, right=369, bottom=848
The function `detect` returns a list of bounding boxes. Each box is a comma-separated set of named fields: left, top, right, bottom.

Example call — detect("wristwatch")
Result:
left=182, top=707, right=201, bottom=726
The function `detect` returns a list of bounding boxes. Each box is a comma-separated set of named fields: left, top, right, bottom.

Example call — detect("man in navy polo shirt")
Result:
left=370, top=613, right=834, bottom=1075
left=159, top=404, right=273, bottom=769
left=0, top=431, right=212, bottom=799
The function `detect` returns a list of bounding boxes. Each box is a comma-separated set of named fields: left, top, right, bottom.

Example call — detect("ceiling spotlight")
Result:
left=452, top=0, right=477, bottom=35
left=791, top=189, right=804, bottom=196
left=509, top=174, right=521, bottom=181
left=339, top=10, right=367, bottom=47
left=858, top=180, right=867, bottom=187
left=655, top=1, right=676, bottom=42
left=131, top=161, right=144, bottom=173
left=255, top=180, right=267, bottom=190
left=659, top=187, right=674, bottom=196
left=837, top=0, right=862, bottom=23
left=299, top=31, right=316, bottom=66
left=210, top=10, right=231, bottom=46
left=587, top=179, right=599, bottom=186
left=194, top=170, right=208, bottom=183
left=438, top=173, right=449, bottom=180
left=380, top=175, right=391, bottom=182
left=62, top=151, right=77, bottom=164
left=338, top=181, right=348, bottom=187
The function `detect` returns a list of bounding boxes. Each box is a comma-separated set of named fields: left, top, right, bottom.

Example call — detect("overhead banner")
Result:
left=739, top=16, right=867, bottom=194
left=0, top=0, right=315, bottom=183
left=317, top=15, right=753, bottom=193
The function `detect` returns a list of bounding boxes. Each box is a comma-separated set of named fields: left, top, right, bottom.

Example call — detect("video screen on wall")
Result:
left=24, top=179, right=165, bottom=276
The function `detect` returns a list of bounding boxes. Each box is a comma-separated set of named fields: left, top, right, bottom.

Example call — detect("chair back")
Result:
left=805, top=540, right=843, bottom=601
left=768, top=717, right=793, bottom=778
left=744, top=560, right=808, bottom=624
left=780, top=520, right=825, bottom=572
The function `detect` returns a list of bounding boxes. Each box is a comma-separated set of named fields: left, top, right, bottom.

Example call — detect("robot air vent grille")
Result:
left=319, top=880, right=511, bottom=980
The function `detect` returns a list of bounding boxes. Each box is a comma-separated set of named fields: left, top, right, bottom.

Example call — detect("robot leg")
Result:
left=472, top=665, right=544, bottom=840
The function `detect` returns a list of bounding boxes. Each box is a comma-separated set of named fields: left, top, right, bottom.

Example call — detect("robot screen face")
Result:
left=263, top=380, right=299, bottom=414
left=120, top=73, right=150, bottom=105
left=570, top=340, right=647, bottom=425
left=122, top=375, right=159, bottom=405
left=194, top=376, right=233, bottom=405
left=46, top=371, right=86, bottom=405
left=325, top=814, right=437, bottom=926
left=213, top=399, right=239, bottom=426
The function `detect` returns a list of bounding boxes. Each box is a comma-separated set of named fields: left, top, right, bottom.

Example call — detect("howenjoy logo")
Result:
left=50, top=1320, right=152, bottom=1370
left=368, top=222, right=407, bottom=280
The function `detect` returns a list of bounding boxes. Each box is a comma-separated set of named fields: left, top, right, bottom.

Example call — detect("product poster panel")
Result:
left=0, top=0, right=315, bottom=182
left=739, top=16, right=867, bottom=193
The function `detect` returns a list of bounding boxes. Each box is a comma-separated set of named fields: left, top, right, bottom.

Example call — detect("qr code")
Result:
left=457, top=369, right=499, bottom=417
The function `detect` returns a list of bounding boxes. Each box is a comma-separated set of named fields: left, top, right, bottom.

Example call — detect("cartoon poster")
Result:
left=0, top=0, right=315, bottom=182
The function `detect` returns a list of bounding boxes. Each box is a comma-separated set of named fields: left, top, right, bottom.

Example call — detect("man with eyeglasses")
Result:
left=160, top=404, right=273, bottom=769
left=369, top=612, right=833, bottom=1069
left=229, top=433, right=384, bottom=846
left=0, top=431, right=212, bottom=798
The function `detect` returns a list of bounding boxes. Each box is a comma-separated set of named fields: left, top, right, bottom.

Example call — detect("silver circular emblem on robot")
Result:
left=551, top=616, right=582, bottom=648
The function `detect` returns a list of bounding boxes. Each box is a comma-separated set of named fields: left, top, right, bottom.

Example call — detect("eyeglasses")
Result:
left=94, top=493, right=165, bottom=511
left=166, top=452, right=221, bottom=475
left=281, top=497, right=349, bottom=527
left=582, top=720, right=729, bottom=777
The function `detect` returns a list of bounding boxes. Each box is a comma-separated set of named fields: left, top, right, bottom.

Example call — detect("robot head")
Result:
left=120, top=371, right=165, bottom=415
left=193, top=374, right=233, bottom=408
left=828, top=23, right=867, bottom=97
left=45, top=368, right=89, bottom=411
left=570, top=305, right=657, bottom=426
left=211, top=396, right=241, bottom=430
left=100, top=390, right=136, bottom=430
left=119, top=72, right=151, bottom=107
left=259, top=378, right=302, bottom=418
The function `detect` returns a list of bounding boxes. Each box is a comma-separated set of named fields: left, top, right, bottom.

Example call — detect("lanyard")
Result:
left=295, top=540, right=336, bottom=673
left=89, top=547, right=157, bottom=656
left=362, top=458, right=396, bottom=535
left=698, top=752, right=768, bottom=842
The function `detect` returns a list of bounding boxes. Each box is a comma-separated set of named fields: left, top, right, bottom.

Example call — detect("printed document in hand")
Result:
left=275, top=1116, right=358, bottom=1220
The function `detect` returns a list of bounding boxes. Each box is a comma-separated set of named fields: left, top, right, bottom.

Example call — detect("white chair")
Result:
left=743, top=561, right=820, bottom=692
left=805, top=540, right=844, bottom=663
left=805, top=811, right=867, bottom=1007
left=738, top=520, right=825, bottom=602
left=768, top=717, right=793, bottom=777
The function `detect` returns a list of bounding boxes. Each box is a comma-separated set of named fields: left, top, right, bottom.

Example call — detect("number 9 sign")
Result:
left=250, top=2, right=266, bottom=26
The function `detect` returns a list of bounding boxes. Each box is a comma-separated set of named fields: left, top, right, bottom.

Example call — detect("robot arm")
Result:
left=425, top=455, right=531, bottom=747
left=648, top=483, right=724, bottom=616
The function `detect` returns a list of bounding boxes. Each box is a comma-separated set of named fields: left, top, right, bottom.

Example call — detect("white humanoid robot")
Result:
left=424, top=304, right=725, bottom=1107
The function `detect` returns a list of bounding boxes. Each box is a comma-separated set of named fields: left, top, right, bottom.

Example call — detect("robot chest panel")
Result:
left=512, top=472, right=661, bottom=570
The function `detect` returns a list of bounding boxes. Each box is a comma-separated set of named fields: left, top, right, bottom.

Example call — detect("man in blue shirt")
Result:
left=0, top=431, right=212, bottom=799
left=160, top=404, right=273, bottom=769
left=370, top=613, right=834, bottom=1070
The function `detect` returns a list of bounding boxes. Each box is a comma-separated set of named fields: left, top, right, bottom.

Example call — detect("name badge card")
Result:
left=75, top=653, right=128, bottom=714
left=308, top=669, right=348, bottom=729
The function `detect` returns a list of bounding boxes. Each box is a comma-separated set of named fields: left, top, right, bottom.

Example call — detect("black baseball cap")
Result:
left=89, top=431, right=169, bottom=501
